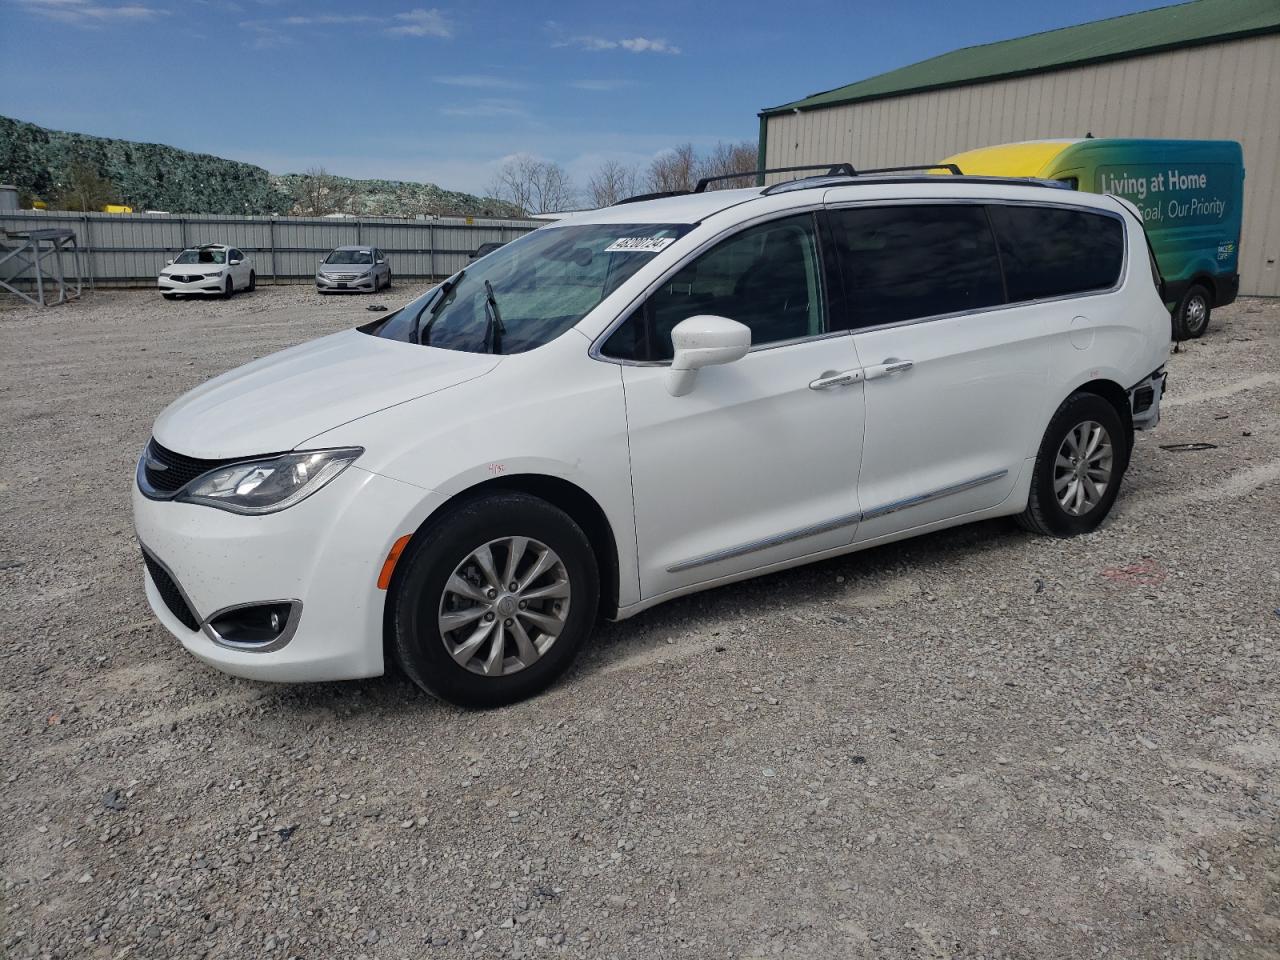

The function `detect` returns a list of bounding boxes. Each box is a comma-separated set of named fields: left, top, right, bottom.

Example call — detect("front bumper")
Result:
left=133, top=464, right=442, bottom=682
left=316, top=273, right=376, bottom=292
left=159, top=274, right=225, bottom=296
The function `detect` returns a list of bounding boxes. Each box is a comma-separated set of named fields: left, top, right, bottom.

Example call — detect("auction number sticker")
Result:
left=605, top=236, right=676, bottom=253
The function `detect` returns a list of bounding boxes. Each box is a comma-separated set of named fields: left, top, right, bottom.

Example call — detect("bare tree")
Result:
left=295, top=166, right=355, bottom=216
left=695, top=141, right=759, bottom=190
left=646, top=143, right=697, bottom=194
left=587, top=159, right=640, bottom=207
left=488, top=156, right=577, bottom=215
left=52, top=158, right=119, bottom=212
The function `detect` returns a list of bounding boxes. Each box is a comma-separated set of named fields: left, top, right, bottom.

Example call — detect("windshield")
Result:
left=174, top=249, right=226, bottom=265
left=325, top=249, right=373, bottom=264
left=364, top=222, right=690, bottom=354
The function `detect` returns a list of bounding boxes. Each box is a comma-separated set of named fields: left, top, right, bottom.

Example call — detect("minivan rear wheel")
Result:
left=1018, top=392, right=1128, bottom=537
left=390, top=492, right=599, bottom=708
left=1172, top=283, right=1211, bottom=340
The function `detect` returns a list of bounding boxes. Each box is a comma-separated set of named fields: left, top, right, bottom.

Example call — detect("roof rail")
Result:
left=613, top=190, right=693, bottom=206
left=760, top=163, right=965, bottom=195
left=694, top=163, right=855, bottom=193
left=611, top=163, right=856, bottom=205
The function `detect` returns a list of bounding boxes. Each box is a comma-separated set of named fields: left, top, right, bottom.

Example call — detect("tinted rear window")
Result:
left=988, top=205, right=1124, bottom=302
left=829, top=205, right=1005, bottom=328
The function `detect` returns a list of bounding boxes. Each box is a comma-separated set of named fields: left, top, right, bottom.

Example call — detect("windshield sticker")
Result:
left=605, top=236, right=676, bottom=253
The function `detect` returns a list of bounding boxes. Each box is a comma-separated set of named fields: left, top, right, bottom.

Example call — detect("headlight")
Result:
left=178, top=448, right=362, bottom=515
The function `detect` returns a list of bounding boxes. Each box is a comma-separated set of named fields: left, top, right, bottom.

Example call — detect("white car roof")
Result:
left=554, top=177, right=1126, bottom=229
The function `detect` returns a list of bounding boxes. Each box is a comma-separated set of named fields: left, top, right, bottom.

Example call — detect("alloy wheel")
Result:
left=1054, top=420, right=1113, bottom=516
left=1185, top=294, right=1208, bottom=334
left=437, top=537, right=570, bottom=677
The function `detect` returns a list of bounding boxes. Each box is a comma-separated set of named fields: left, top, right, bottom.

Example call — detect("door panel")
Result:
left=623, top=336, right=865, bottom=598
left=851, top=306, right=1048, bottom=541
left=825, top=201, right=1048, bottom=540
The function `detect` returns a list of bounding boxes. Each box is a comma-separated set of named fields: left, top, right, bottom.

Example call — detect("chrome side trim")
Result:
left=667, top=510, right=862, bottom=573
left=201, top=599, right=304, bottom=653
left=861, top=469, right=1009, bottom=521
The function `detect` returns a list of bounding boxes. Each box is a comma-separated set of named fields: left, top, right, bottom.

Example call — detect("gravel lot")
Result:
left=1, top=285, right=1277, bottom=960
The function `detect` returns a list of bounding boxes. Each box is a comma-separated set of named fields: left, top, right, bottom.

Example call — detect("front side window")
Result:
left=601, top=214, right=825, bottom=362
left=829, top=205, right=1004, bottom=328
left=365, top=222, right=691, bottom=354
left=988, top=205, right=1124, bottom=302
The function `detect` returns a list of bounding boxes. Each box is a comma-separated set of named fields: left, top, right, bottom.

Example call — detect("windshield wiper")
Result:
left=412, top=269, right=465, bottom=346
left=482, top=279, right=506, bottom=355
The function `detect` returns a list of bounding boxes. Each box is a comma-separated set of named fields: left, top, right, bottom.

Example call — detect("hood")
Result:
left=153, top=329, right=501, bottom=458
left=318, top=261, right=374, bottom=273
left=162, top=263, right=224, bottom=276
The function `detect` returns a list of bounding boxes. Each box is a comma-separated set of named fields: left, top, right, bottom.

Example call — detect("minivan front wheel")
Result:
left=390, top=492, right=599, bottom=707
left=1172, top=283, right=1211, bottom=340
left=1018, top=392, right=1128, bottom=537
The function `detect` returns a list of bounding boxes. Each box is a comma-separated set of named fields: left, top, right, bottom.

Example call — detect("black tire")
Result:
left=390, top=492, right=600, bottom=708
left=1018, top=391, right=1128, bottom=537
left=223, top=277, right=234, bottom=299
left=1172, top=283, right=1211, bottom=340
left=162, top=292, right=177, bottom=300
left=248, top=271, right=256, bottom=292
left=384, top=271, right=392, bottom=290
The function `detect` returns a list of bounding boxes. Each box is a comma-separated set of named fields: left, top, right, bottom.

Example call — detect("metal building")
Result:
left=758, top=0, right=1280, bottom=296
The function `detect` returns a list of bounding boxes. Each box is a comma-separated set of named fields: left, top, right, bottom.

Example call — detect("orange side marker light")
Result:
left=377, top=534, right=413, bottom=590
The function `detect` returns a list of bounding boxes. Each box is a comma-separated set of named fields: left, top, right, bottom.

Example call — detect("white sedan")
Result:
left=159, top=244, right=255, bottom=299
left=135, top=171, right=1169, bottom=707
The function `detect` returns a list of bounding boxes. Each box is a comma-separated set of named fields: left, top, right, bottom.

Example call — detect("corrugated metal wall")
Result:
left=763, top=33, right=1280, bottom=296
left=0, top=210, right=540, bottom=289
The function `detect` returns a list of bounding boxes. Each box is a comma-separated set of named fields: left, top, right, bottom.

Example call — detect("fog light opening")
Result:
left=206, top=601, right=297, bottom=647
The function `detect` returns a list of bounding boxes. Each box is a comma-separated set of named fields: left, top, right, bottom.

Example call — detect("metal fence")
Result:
left=0, top=209, right=543, bottom=290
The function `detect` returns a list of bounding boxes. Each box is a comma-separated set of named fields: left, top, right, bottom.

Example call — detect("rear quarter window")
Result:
left=988, top=205, right=1124, bottom=302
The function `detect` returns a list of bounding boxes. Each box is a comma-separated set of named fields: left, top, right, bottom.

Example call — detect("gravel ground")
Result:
left=1, top=285, right=1277, bottom=960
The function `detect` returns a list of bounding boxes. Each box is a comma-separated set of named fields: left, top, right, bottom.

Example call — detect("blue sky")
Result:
left=1, top=0, right=1175, bottom=196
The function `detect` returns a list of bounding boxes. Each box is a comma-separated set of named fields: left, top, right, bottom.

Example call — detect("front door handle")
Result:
left=863, top=359, right=914, bottom=380
left=809, top=369, right=863, bottom=390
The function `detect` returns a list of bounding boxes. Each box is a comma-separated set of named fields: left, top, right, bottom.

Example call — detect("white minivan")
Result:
left=134, top=169, right=1169, bottom=707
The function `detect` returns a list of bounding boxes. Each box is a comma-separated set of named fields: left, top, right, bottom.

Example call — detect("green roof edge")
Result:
left=759, top=20, right=1280, bottom=118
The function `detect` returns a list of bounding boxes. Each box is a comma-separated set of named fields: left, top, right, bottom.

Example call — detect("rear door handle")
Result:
left=863, top=359, right=914, bottom=380
left=809, top=369, right=863, bottom=390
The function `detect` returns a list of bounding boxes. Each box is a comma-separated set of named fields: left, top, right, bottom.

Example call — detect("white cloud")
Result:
left=281, top=14, right=378, bottom=25
left=388, top=8, right=451, bottom=38
left=433, top=75, right=526, bottom=90
left=557, top=34, right=680, bottom=55
left=619, top=37, right=679, bottom=54
left=15, top=0, right=168, bottom=24
left=439, top=99, right=530, bottom=120
left=570, top=79, right=632, bottom=92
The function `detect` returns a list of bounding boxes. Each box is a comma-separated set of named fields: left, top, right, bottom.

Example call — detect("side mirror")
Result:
left=229, top=258, right=242, bottom=265
left=166, top=259, right=174, bottom=265
left=666, top=315, right=751, bottom=397
left=377, top=259, right=386, bottom=264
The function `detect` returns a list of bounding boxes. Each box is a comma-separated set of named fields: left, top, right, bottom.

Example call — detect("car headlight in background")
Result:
left=177, top=448, right=363, bottom=514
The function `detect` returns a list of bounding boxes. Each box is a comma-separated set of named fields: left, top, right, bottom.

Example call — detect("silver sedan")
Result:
left=315, top=245, right=391, bottom=293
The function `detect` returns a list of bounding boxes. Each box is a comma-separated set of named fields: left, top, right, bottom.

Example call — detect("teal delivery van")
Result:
left=943, top=139, right=1245, bottom=340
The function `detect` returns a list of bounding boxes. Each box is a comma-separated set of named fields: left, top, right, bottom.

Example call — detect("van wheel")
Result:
left=1172, top=283, right=1211, bottom=340
left=1018, top=392, right=1128, bottom=537
left=390, top=492, right=599, bottom=708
